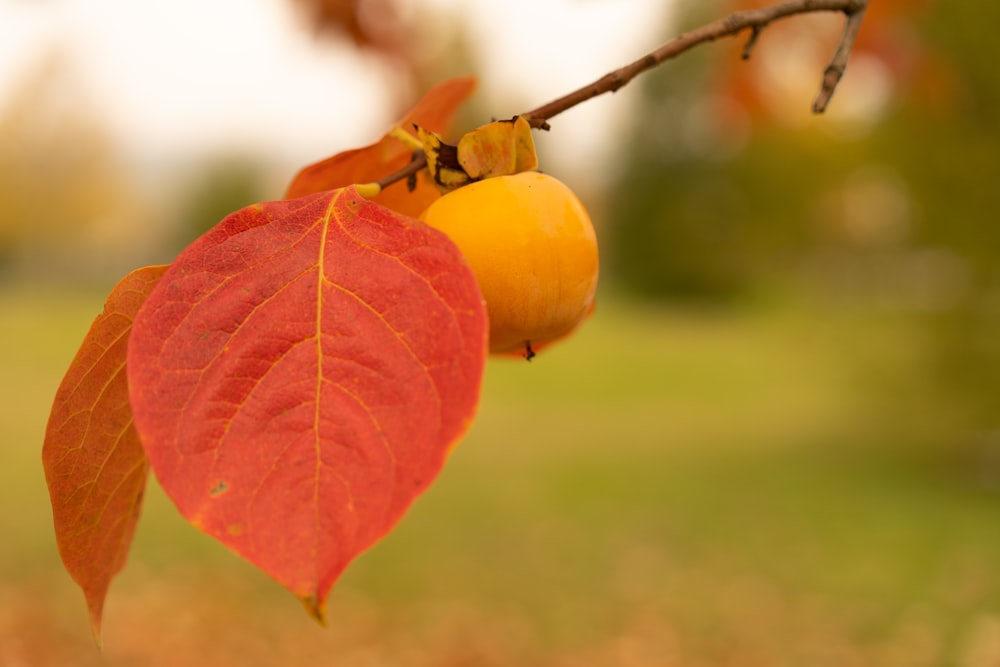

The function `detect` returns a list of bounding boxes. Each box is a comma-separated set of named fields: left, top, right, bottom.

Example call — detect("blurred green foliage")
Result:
left=5, top=288, right=1000, bottom=665
left=0, top=54, right=147, bottom=281
left=606, top=1, right=1000, bottom=441
left=171, top=155, right=271, bottom=253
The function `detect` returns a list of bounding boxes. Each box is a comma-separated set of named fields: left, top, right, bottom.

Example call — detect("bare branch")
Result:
left=813, top=2, right=868, bottom=112
left=372, top=0, right=870, bottom=191
left=521, top=0, right=870, bottom=129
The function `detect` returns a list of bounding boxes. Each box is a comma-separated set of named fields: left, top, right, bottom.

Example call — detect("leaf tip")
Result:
left=301, top=594, right=328, bottom=627
left=87, top=601, right=105, bottom=651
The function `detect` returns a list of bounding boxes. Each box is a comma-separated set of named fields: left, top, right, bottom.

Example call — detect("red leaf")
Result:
left=285, top=76, right=476, bottom=217
left=126, top=187, right=488, bottom=620
left=42, top=264, right=167, bottom=645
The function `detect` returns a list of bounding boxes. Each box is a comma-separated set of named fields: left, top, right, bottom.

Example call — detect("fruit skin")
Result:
left=419, top=171, right=598, bottom=355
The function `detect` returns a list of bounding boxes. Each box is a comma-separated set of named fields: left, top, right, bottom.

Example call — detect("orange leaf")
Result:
left=126, top=187, right=488, bottom=621
left=285, top=76, right=477, bottom=216
left=42, top=264, right=167, bottom=646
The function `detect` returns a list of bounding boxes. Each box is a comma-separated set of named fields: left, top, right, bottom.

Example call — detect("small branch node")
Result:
left=608, top=73, right=628, bottom=93
left=742, top=24, right=764, bottom=60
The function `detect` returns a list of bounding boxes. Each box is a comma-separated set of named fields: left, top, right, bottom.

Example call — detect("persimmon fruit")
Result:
left=419, top=171, right=599, bottom=356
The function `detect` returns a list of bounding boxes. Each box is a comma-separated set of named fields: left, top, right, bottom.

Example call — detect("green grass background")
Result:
left=3, top=284, right=999, bottom=666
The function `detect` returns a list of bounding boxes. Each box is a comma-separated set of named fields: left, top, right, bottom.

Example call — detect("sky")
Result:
left=0, top=0, right=400, bottom=166
left=0, top=0, right=674, bottom=176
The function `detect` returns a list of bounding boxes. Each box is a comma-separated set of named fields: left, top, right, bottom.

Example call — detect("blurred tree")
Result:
left=603, top=1, right=770, bottom=302
left=290, top=0, right=406, bottom=55
left=288, top=0, right=429, bottom=96
left=606, top=0, right=1000, bottom=446
left=892, top=3, right=1000, bottom=443
left=286, top=0, right=482, bottom=125
left=0, top=51, right=147, bottom=281
left=170, top=155, right=271, bottom=253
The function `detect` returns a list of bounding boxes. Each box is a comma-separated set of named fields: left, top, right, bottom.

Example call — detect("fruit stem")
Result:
left=373, top=152, right=428, bottom=192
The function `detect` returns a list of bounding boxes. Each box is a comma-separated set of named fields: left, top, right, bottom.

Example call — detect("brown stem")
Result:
left=742, top=25, right=764, bottom=60
left=813, top=1, right=868, bottom=112
left=521, top=0, right=869, bottom=130
left=374, top=152, right=427, bottom=191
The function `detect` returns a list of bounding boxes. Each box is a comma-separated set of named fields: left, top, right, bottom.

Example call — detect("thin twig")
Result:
left=742, top=25, right=765, bottom=60
left=521, top=0, right=869, bottom=129
left=812, top=1, right=868, bottom=112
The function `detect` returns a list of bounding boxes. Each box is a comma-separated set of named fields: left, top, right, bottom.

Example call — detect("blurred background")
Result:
left=3, top=0, right=1000, bottom=665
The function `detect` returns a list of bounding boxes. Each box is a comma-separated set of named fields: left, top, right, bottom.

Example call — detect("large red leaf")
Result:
left=126, top=187, right=487, bottom=620
left=284, top=76, right=476, bottom=217
left=42, top=264, right=167, bottom=645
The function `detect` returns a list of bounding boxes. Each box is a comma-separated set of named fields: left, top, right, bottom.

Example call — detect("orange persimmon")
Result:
left=420, top=171, right=598, bottom=356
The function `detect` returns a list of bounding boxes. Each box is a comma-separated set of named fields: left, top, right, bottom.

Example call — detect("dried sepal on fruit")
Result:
left=417, top=116, right=539, bottom=192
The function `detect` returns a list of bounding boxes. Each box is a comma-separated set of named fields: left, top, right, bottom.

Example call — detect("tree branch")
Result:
left=812, top=1, right=868, bottom=112
left=521, top=0, right=870, bottom=129
left=374, top=0, right=870, bottom=191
